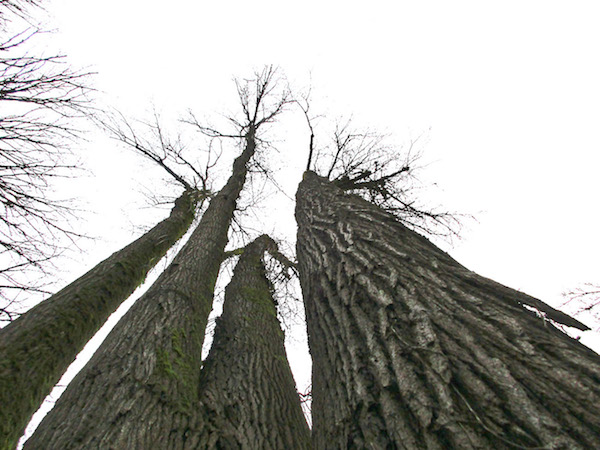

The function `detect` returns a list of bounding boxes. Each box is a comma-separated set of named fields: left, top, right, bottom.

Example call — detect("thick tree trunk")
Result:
left=24, top=133, right=256, bottom=450
left=194, top=235, right=311, bottom=448
left=296, top=171, right=600, bottom=449
left=0, top=188, right=198, bottom=450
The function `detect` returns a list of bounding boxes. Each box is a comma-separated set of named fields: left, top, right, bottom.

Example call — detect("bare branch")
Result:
left=97, top=109, right=219, bottom=203
left=0, top=0, right=42, bottom=23
left=292, top=85, right=317, bottom=171
left=184, top=68, right=291, bottom=157
left=309, top=120, right=468, bottom=238
left=234, top=66, right=292, bottom=133
left=0, top=24, right=94, bottom=315
left=181, top=112, right=244, bottom=139
left=561, top=283, right=600, bottom=330
left=99, top=111, right=193, bottom=190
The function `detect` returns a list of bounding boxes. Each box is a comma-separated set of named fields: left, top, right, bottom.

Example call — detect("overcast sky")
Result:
left=12, top=0, right=600, bottom=444
left=44, top=0, right=600, bottom=296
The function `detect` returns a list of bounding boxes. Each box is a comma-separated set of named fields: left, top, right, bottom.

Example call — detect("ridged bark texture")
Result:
left=194, top=235, right=311, bottom=448
left=295, top=171, right=600, bottom=449
left=0, top=189, right=197, bottom=450
left=25, top=134, right=256, bottom=449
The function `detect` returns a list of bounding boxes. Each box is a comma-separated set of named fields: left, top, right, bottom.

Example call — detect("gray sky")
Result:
left=42, top=0, right=599, bottom=328
left=13, top=0, right=600, bottom=444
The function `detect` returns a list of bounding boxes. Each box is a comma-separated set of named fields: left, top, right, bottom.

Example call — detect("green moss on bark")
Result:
left=0, top=189, right=199, bottom=450
left=194, top=236, right=311, bottom=448
left=154, top=326, right=201, bottom=413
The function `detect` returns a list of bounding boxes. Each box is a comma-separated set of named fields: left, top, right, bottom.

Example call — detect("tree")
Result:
left=0, top=17, right=93, bottom=319
left=295, top=171, right=600, bottom=448
left=193, top=235, right=310, bottom=448
left=17, top=65, right=599, bottom=449
left=25, top=67, right=290, bottom=449
left=0, top=187, right=201, bottom=450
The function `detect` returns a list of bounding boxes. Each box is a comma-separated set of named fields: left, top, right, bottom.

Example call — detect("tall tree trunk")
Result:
left=295, top=171, right=600, bottom=449
left=24, top=131, right=256, bottom=450
left=194, top=235, right=311, bottom=448
left=0, top=188, right=198, bottom=450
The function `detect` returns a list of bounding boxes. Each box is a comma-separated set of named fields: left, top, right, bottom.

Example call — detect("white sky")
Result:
left=10, top=0, right=600, bottom=444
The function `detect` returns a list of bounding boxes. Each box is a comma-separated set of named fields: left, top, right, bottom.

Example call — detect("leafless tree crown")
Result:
left=298, top=112, right=466, bottom=238
left=0, top=7, right=93, bottom=320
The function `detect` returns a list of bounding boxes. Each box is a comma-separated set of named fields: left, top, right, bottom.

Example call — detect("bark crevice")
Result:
left=0, top=189, right=198, bottom=450
left=24, top=139, right=256, bottom=450
left=296, top=171, right=600, bottom=449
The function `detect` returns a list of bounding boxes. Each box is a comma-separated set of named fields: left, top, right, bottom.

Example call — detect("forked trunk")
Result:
left=194, top=235, right=311, bottom=448
left=0, top=189, right=198, bottom=450
left=296, top=171, right=600, bottom=449
left=25, top=134, right=256, bottom=449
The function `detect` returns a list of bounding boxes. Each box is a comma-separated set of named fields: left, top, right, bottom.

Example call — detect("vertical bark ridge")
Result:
left=295, top=171, right=600, bottom=449
left=0, top=188, right=198, bottom=450
left=194, top=235, right=311, bottom=448
left=24, top=134, right=256, bottom=449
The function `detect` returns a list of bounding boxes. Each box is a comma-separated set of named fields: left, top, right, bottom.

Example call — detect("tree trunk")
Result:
left=295, top=171, right=600, bottom=449
left=24, top=132, right=256, bottom=450
left=194, top=235, right=311, bottom=448
left=0, top=188, right=198, bottom=450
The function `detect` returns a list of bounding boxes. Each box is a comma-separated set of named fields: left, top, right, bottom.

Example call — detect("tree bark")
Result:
left=194, top=235, right=311, bottom=448
left=295, top=171, right=600, bottom=449
left=24, top=132, right=256, bottom=450
left=0, top=188, right=198, bottom=450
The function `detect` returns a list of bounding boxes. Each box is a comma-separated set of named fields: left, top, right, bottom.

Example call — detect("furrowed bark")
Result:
left=24, top=131, right=256, bottom=450
left=194, top=235, right=311, bottom=448
left=0, top=188, right=198, bottom=450
left=295, top=171, right=600, bottom=449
